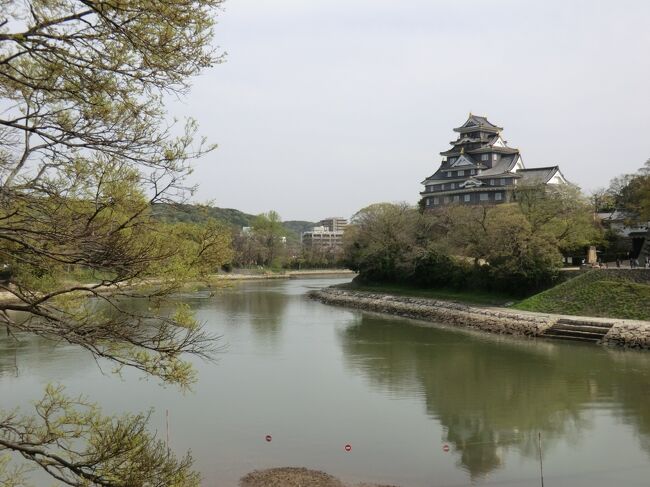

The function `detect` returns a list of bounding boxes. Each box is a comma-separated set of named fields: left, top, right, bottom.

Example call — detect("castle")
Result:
left=420, top=114, right=567, bottom=207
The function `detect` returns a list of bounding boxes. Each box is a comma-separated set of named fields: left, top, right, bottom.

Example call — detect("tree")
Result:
left=0, top=1, right=225, bottom=484
left=343, top=202, right=426, bottom=282
left=605, top=159, right=650, bottom=219
left=251, top=211, right=287, bottom=267
left=443, top=203, right=562, bottom=293
left=514, top=183, right=600, bottom=253
left=231, top=211, right=288, bottom=268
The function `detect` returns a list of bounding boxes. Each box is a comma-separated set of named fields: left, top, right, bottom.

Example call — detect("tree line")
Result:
left=343, top=184, right=599, bottom=296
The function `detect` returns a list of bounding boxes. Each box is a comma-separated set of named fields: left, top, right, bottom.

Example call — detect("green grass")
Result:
left=335, top=281, right=517, bottom=306
left=514, top=270, right=650, bottom=320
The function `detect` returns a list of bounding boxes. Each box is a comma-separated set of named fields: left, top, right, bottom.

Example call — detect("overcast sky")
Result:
left=171, top=0, right=650, bottom=221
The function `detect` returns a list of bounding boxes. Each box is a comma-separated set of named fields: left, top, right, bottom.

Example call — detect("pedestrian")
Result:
left=616, top=257, right=621, bottom=268
left=635, top=258, right=640, bottom=268
left=630, top=258, right=635, bottom=268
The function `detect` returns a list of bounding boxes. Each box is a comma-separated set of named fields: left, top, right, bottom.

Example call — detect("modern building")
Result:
left=420, top=114, right=568, bottom=207
left=317, top=217, right=348, bottom=233
left=301, top=217, right=348, bottom=249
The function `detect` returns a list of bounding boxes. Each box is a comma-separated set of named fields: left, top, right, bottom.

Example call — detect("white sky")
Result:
left=171, top=0, right=650, bottom=221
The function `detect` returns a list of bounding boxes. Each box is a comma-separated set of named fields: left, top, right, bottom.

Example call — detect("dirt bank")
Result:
left=240, top=467, right=397, bottom=487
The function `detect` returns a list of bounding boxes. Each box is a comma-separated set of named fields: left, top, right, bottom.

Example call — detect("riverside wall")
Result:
left=602, top=322, right=650, bottom=349
left=309, top=288, right=650, bottom=350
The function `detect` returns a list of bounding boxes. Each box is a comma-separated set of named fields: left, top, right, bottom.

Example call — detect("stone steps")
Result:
left=542, top=319, right=613, bottom=343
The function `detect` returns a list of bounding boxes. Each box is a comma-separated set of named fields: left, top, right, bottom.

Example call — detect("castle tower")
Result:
left=420, top=114, right=567, bottom=207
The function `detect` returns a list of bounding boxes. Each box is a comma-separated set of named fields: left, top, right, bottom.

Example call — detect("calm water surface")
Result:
left=2, top=278, right=650, bottom=486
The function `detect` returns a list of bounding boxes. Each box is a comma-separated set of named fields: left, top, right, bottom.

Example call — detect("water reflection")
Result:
left=213, top=284, right=289, bottom=338
left=339, top=314, right=650, bottom=479
left=0, top=331, right=92, bottom=380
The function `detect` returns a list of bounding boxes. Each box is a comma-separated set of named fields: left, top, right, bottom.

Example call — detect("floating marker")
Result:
left=344, top=444, right=352, bottom=452
left=443, top=444, right=450, bottom=452
left=265, top=435, right=272, bottom=442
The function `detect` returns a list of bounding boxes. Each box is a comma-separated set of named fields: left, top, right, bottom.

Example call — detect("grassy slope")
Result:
left=336, top=281, right=516, bottom=306
left=514, top=270, right=650, bottom=320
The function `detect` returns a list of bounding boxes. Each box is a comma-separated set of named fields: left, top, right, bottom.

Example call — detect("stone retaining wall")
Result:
left=309, top=288, right=554, bottom=337
left=309, top=288, right=650, bottom=350
left=602, top=322, right=650, bottom=349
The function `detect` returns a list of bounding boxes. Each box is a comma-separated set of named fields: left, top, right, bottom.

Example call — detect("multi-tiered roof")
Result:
left=420, top=114, right=567, bottom=207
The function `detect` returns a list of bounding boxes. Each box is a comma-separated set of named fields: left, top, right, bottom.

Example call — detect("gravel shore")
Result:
left=239, top=467, right=398, bottom=487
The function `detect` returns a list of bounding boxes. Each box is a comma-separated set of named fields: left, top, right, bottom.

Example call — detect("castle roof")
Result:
left=516, top=166, right=566, bottom=184
left=453, top=114, right=503, bottom=134
left=475, top=154, right=522, bottom=177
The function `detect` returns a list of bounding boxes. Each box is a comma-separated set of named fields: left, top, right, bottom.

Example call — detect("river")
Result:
left=2, top=277, right=650, bottom=486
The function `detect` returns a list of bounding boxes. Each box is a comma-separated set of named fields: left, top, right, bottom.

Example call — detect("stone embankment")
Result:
left=309, top=288, right=650, bottom=350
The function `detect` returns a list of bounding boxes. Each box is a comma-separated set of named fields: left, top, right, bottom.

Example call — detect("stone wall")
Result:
left=602, top=322, right=650, bottom=349
left=309, top=287, right=650, bottom=350
left=309, top=288, right=554, bottom=337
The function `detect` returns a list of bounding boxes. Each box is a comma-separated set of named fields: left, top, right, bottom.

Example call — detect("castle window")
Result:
left=482, top=154, right=489, bottom=161
left=450, top=183, right=456, bottom=189
left=495, top=193, right=503, bottom=201
left=489, top=179, right=494, bottom=186
left=500, top=178, right=506, bottom=185
left=480, top=193, right=489, bottom=201
left=470, top=169, right=476, bottom=175
left=493, top=154, right=498, bottom=161
left=446, top=171, right=452, bottom=177
left=433, top=197, right=439, bottom=205
left=464, top=194, right=471, bottom=202
left=458, top=170, right=465, bottom=176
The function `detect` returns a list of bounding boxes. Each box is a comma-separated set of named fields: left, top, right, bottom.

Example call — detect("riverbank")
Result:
left=335, top=281, right=517, bottom=305
left=309, top=287, right=650, bottom=350
left=0, top=269, right=355, bottom=304
left=219, top=269, right=356, bottom=280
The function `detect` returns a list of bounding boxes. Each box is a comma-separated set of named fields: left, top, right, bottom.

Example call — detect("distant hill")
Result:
left=283, top=220, right=316, bottom=236
left=152, top=203, right=255, bottom=228
left=151, top=204, right=315, bottom=239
